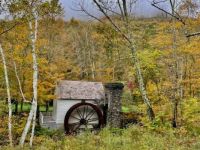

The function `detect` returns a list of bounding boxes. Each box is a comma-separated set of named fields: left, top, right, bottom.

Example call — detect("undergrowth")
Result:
left=1, top=125, right=200, bottom=150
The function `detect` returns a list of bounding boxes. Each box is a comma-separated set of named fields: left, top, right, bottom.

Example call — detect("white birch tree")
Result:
left=29, top=9, right=39, bottom=146
left=0, top=0, right=63, bottom=146
left=20, top=2, right=38, bottom=147
left=0, top=0, right=14, bottom=147
left=19, top=0, right=62, bottom=146
left=0, top=44, right=13, bottom=146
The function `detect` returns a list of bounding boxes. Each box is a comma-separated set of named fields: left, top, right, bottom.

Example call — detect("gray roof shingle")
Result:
left=55, top=80, right=105, bottom=100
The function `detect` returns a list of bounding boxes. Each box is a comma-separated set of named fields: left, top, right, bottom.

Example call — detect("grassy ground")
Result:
left=12, top=103, right=53, bottom=112
left=1, top=125, right=200, bottom=150
left=2, top=103, right=197, bottom=149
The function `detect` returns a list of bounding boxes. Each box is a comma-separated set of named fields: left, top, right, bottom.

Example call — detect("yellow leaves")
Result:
left=12, top=56, right=24, bottom=64
left=182, top=79, right=200, bottom=84
left=157, top=21, right=171, bottom=31
left=91, top=32, right=104, bottom=43
left=146, top=81, right=157, bottom=94
left=98, top=67, right=114, bottom=82
left=174, top=22, right=183, bottom=29
left=14, top=44, right=24, bottom=52
left=182, top=98, right=200, bottom=123
left=36, top=38, right=48, bottom=47
left=183, top=40, right=200, bottom=55
left=38, top=57, right=48, bottom=65
left=150, top=33, right=172, bottom=48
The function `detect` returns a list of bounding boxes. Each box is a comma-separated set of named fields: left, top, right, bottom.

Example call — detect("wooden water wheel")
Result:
left=64, top=102, right=104, bottom=134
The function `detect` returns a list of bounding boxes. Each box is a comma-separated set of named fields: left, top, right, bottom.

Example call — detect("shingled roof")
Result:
left=55, top=80, right=105, bottom=100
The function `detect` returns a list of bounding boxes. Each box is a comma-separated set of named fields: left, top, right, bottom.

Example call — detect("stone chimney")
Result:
left=104, top=83, right=124, bottom=128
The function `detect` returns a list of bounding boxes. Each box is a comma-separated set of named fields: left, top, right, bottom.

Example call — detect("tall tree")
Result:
left=5, top=0, right=63, bottom=146
left=20, top=2, right=39, bottom=146
left=0, top=44, right=13, bottom=146
left=79, top=0, right=155, bottom=120
left=0, top=0, right=14, bottom=146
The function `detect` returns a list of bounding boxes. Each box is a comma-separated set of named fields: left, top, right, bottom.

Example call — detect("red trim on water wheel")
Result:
left=64, top=102, right=104, bottom=134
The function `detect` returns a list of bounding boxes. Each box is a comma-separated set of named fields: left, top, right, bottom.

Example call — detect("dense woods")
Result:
left=0, top=0, right=200, bottom=149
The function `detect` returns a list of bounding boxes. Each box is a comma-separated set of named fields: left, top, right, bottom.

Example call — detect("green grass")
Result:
left=12, top=103, right=53, bottom=112
left=121, top=105, right=139, bottom=113
left=33, top=126, right=200, bottom=150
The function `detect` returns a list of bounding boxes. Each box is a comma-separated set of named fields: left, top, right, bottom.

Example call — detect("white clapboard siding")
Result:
left=54, top=100, right=96, bottom=124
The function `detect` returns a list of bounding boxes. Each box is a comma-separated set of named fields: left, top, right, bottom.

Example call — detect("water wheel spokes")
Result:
left=64, top=102, right=104, bottom=134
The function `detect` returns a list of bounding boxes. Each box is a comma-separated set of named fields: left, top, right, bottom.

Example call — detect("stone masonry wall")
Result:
left=104, top=83, right=124, bottom=128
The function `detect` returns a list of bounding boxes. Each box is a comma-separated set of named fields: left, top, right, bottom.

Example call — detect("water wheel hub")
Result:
left=80, top=119, right=87, bottom=125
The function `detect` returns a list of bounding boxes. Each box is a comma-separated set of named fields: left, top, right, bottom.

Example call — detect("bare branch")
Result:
left=93, top=0, right=131, bottom=43
left=151, top=0, right=186, bottom=25
left=0, top=14, right=34, bottom=37
left=0, top=23, right=18, bottom=37
left=186, top=31, right=200, bottom=38
left=75, top=1, right=122, bottom=22
left=122, top=0, right=128, bottom=17
left=98, top=2, right=121, bottom=16
left=151, top=0, right=168, bottom=5
left=117, top=0, right=124, bottom=17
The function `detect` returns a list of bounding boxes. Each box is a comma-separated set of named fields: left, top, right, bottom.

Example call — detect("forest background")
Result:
left=0, top=0, right=200, bottom=149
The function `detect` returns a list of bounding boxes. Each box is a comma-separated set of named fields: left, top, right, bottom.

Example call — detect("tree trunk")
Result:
left=0, top=44, right=13, bottom=146
left=171, top=0, right=179, bottom=128
left=20, top=6, right=38, bottom=147
left=29, top=9, right=39, bottom=147
left=172, top=99, right=178, bottom=128
left=131, top=46, right=155, bottom=121
left=179, top=58, right=184, bottom=125
left=20, top=102, right=34, bottom=146
left=13, top=60, right=27, bottom=102
left=30, top=101, right=37, bottom=147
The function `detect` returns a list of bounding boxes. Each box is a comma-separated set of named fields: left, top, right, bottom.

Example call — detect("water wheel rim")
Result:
left=64, top=102, right=104, bottom=134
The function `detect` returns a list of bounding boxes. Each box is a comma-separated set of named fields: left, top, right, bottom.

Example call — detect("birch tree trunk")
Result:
left=131, top=46, right=155, bottom=120
left=29, top=9, right=38, bottom=147
left=13, top=60, right=27, bottom=102
left=0, top=44, right=13, bottom=146
left=20, top=6, right=38, bottom=147
left=123, top=1, right=155, bottom=120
